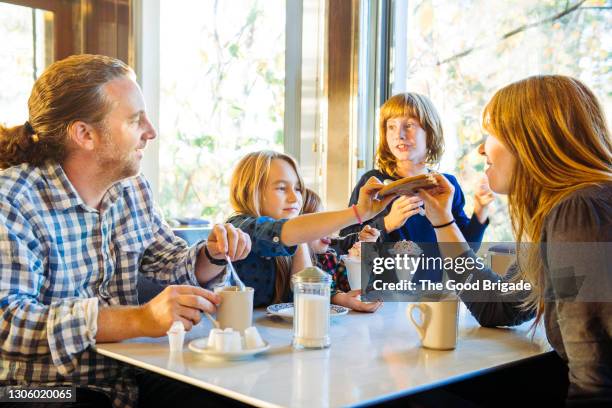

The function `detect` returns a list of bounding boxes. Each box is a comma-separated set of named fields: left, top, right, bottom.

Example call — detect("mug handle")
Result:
left=407, top=304, right=429, bottom=341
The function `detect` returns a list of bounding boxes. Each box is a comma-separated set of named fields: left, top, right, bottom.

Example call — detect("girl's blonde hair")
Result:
left=230, top=150, right=305, bottom=303
left=376, top=92, right=444, bottom=178
left=482, top=75, right=612, bottom=321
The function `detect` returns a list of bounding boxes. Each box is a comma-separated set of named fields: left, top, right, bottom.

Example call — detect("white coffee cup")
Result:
left=215, top=286, right=254, bottom=333
left=407, top=296, right=459, bottom=350
left=342, top=256, right=362, bottom=291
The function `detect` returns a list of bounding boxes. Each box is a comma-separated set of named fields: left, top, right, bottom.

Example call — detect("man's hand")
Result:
left=206, top=223, right=251, bottom=261
left=139, top=285, right=220, bottom=336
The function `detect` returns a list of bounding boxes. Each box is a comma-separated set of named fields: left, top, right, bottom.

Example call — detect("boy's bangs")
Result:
left=383, top=97, right=418, bottom=122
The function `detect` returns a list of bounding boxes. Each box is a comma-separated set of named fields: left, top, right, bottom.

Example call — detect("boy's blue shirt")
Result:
left=338, top=169, right=489, bottom=282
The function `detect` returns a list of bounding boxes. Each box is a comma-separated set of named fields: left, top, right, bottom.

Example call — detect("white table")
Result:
left=95, top=302, right=550, bottom=408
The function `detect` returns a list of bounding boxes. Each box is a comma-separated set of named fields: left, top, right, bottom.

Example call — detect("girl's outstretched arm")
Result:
left=280, top=177, right=396, bottom=245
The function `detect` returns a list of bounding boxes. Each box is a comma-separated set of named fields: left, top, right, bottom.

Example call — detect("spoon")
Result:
left=225, top=256, right=246, bottom=291
left=330, top=231, right=360, bottom=241
left=204, top=312, right=220, bottom=329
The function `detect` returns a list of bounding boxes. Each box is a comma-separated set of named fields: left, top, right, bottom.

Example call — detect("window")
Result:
left=0, top=2, right=53, bottom=122
left=1, top=0, right=133, bottom=126
left=158, top=0, right=286, bottom=223
left=390, top=0, right=611, bottom=240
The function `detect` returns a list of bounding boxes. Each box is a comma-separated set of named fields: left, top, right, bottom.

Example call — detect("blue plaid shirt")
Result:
left=0, top=162, right=206, bottom=407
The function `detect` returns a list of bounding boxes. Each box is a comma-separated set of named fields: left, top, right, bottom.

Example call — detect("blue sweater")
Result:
left=338, top=169, right=488, bottom=282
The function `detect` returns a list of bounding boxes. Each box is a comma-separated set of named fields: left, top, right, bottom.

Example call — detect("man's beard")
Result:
left=95, top=129, right=140, bottom=183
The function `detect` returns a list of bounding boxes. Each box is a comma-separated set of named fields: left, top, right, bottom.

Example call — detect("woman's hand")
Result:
left=474, top=175, right=494, bottom=224
left=332, top=290, right=382, bottom=313
left=417, top=174, right=455, bottom=226
left=206, top=223, right=252, bottom=261
left=355, top=176, right=397, bottom=221
left=383, top=195, right=424, bottom=233
left=358, top=225, right=380, bottom=242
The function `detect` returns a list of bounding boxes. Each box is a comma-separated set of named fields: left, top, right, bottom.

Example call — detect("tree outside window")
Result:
left=393, top=0, right=611, bottom=241
left=159, top=0, right=286, bottom=223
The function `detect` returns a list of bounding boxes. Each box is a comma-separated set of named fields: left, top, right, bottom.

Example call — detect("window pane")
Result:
left=0, top=3, right=53, bottom=122
left=159, top=0, right=286, bottom=223
left=393, top=0, right=611, bottom=241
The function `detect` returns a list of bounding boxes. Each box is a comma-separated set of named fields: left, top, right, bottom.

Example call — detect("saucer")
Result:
left=266, top=303, right=349, bottom=322
left=188, top=337, right=270, bottom=360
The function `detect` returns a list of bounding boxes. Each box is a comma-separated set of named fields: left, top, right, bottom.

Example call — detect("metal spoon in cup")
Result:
left=225, top=256, right=246, bottom=291
left=204, top=312, right=220, bottom=329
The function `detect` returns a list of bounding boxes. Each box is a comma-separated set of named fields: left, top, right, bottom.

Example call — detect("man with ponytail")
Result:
left=0, top=54, right=251, bottom=407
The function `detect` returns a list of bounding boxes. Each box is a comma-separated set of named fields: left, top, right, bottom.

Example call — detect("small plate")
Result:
left=266, top=303, right=349, bottom=322
left=188, top=337, right=270, bottom=360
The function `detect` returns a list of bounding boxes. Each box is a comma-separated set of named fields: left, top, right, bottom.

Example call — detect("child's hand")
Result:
left=358, top=225, right=380, bottom=242
left=355, top=177, right=397, bottom=221
left=383, top=196, right=424, bottom=233
left=474, top=175, right=494, bottom=224
left=332, top=290, right=382, bottom=313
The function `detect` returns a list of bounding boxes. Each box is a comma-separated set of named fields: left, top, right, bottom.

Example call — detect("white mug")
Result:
left=407, top=297, right=459, bottom=350
left=342, top=256, right=362, bottom=291
left=215, top=286, right=254, bottom=333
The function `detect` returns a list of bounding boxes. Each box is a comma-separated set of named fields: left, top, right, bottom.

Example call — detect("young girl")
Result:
left=418, top=75, right=611, bottom=406
left=339, top=92, right=493, bottom=282
left=302, top=188, right=382, bottom=313
left=225, top=150, right=395, bottom=307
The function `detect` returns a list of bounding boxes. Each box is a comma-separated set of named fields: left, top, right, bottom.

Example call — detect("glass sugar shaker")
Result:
left=292, top=266, right=331, bottom=349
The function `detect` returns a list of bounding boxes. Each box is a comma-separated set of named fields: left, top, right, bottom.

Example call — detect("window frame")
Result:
left=134, top=0, right=321, bottom=203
